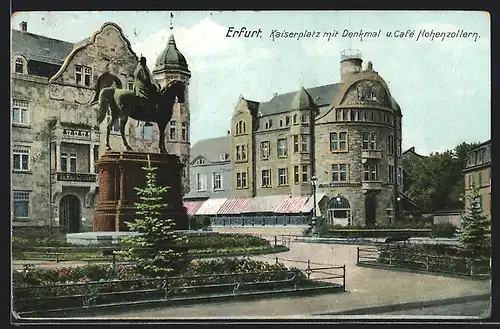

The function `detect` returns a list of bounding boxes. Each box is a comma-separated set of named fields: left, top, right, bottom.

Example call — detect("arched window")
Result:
left=326, top=195, right=352, bottom=226
left=14, top=57, right=26, bottom=74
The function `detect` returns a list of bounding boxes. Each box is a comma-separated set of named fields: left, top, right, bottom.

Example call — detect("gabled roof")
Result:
left=11, top=29, right=74, bottom=65
left=254, top=83, right=342, bottom=116
left=402, top=146, right=424, bottom=158
left=190, top=135, right=231, bottom=164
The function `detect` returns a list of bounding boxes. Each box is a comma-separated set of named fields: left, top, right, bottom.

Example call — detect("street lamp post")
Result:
left=311, top=175, right=318, bottom=218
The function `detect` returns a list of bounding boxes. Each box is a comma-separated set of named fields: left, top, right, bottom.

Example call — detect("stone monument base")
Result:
left=93, top=151, right=189, bottom=232
left=66, top=230, right=219, bottom=245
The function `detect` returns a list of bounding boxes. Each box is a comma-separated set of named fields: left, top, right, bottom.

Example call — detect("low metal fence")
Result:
left=356, top=246, right=490, bottom=277
left=13, top=266, right=343, bottom=317
left=256, top=255, right=346, bottom=291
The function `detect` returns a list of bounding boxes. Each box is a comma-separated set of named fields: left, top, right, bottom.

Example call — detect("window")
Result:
left=241, top=144, right=247, bottom=161
left=236, top=120, right=246, bottom=135
left=468, top=173, right=474, bottom=188
left=350, top=109, right=356, bottom=121
left=301, top=113, right=308, bottom=124
left=70, top=153, right=77, bottom=173
left=213, top=172, right=222, bottom=190
left=478, top=172, right=483, bottom=187
left=278, top=168, right=288, bottom=186
left=293, top=135, right=299, bottom=153
left=342, top=109, right=348, bottom=121
left=236, top=145, right=241, bottom=161
left=182, top=167, right=186, bottom=179
left=397, top=167, right=402, bottom=185
left=330, top=133, right=338, bottom=151
left=197, top=158, right=206, bottom=165
left=265, top=119, right=273, bottom=129
left=13, top=191, right=29, bottom=218
left=277, top=139, right=287, bottom=157
left=236, top=171, right=247, bottom=189
left=141, top=125, right=153, bottom=140
left=362, top=132, right=377, bottom=150
left=60, top=152, right=67, bottom=172
left=302, top=165, right=308, bottom=183
left=279, top=119, right=284, bottom=127
left=388, top=165, right=395, bottom=183
left=370, top=133, right=377, bottom=149
left=93, top=146, right=99, bottom=173
left=260, top=141, right=270, bottom=159
left=13, top=145, right=30, bottom=171
left=169, top=120, right=176, bottom=139
left=362, top=133, right=369, bottom=150
left=332, top=164, right=348, bottom=182
left=12, top=100, right=29, bottom=125
left=388, top=135, right=395, bottom=155
left=370, top=111, right=375, bottom=121
left=285, top=116, right=290, bottom=126
left=293, top=114, right=298, bottom=125
left=127, top=81, right=134, bottom=90
left=336, top=109, right=342, bottom=121
left=196, top=173, right=207, bottom=191
left=301, top=135, right=309, bottom=153
left=75, top=65, right=88, bottom=85
left=261, top=169, right=270, bottom=187
left=181, top=122, right=187, bottom=141
left=364, top=163, right=378, bottom=181
left=15, top=58, right=25, bottom=74
left=220, top=153, right=229, bottom=161
left=294, top=166, right=299, bottom=184
left=339, top=132, right=347, bottom=151
left=396, top=138, right=401, bottom=156
left=84, top=67, right=92, bottom=86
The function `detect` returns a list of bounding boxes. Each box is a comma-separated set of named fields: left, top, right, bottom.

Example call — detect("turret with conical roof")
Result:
left=152, top=31, right=192, bottom=196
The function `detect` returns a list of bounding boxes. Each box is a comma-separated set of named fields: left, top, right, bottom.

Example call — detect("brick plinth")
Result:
left=93, top=151, right=188, bottom=232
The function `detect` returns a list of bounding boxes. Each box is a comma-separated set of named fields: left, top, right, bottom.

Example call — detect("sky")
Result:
left=11, top=11, right=490, bottom=155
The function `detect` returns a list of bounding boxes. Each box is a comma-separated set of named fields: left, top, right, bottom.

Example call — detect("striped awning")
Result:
left=217, top=197, right=253, bottom=215
left=183, top=200, right=205, bottom=216
left=275, top=196, right=310, bottom=214
left=300, top=193, right=327, bottom=214
left=195, top=198, right=228, bottom=216
left=242, top=195, right=289, bottom=213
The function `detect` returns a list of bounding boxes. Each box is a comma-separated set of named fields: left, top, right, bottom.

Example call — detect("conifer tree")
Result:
left=459, top=186, right=491, bottom=260
left=117, top=155, right=188, bottom=277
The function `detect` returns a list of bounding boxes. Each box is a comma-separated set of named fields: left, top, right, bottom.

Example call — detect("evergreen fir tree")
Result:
left=459, top=186, right=491, bottom=259
left=117, top=155, right=188, bottom=277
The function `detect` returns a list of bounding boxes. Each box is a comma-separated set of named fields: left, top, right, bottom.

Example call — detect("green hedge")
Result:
left=376, top=244, right=490, bottom=276
left=319, top=223, right=457, bottom=238
left=13, top=258, right=307, bottom=312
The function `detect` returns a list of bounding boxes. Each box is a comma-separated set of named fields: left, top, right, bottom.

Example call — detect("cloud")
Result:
left=132, top=17, right=279, bottom=72
left=301, top=37, right=341, bottom=57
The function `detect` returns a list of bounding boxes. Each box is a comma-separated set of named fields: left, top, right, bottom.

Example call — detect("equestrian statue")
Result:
left=94, top=56, right=186, bottom=154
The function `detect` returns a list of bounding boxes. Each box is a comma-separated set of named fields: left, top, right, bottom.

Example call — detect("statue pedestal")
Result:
left=93, top=151, right=188, bottom=232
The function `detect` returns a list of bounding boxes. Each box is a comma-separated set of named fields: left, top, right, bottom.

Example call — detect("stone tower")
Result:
left=152, top=33, right=191, bottom=195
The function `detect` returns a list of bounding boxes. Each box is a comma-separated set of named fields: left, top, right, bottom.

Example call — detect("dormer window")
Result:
left=293, top=114, right=298, bottom=125
left=198, top=158, right=206, bottom=165
left=15, top=58, right=25, bottom=74
left=220, top=153, right=229, bottom=161
left=301, top=113, right=308, bottom=124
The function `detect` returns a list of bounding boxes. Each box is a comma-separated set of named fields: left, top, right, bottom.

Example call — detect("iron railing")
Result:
left=356, top=246, right=491, bottom=277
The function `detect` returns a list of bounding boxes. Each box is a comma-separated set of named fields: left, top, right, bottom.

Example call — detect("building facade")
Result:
left=11, top=21, right=191, bottom=232
left=184, top=134, right=232, bottom=200
left=230, top=49, right=403, bottom=227
left=464, top=139, right=491, bottom=219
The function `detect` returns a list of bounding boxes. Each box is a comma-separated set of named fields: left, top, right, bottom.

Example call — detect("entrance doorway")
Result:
left=59, top=195, right=81, bottom=233
left=326, top=196, right=351, bottom=226
left=365, top=194, right=377, bottom=227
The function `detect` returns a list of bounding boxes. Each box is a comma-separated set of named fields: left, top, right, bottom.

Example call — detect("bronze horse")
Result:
left=95, top=80, right=186, bottom=153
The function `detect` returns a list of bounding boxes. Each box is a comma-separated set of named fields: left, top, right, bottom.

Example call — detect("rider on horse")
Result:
left=133, top=56, right=159, bottom=124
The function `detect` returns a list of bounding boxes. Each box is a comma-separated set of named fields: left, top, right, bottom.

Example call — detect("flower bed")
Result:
left=13, top=258, right=309, bottom=313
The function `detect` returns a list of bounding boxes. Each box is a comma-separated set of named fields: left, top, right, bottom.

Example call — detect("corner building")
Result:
left=230, top=50, right=403, bottom=226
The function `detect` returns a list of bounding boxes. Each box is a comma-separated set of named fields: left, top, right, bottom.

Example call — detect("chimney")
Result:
left=273, top=92, right=278, bottom=97
left=19, top=21, right=27, bottom=33
left=227, top=130, right=230, bottom=136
